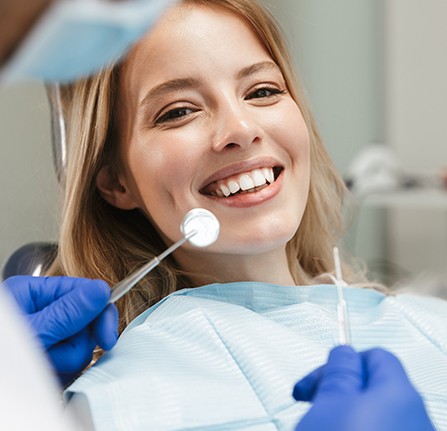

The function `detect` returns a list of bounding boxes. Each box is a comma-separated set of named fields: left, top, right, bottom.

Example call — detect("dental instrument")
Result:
left=331, top=246, right=351, bottom=345
left=109, top=208, right=219, bottom=303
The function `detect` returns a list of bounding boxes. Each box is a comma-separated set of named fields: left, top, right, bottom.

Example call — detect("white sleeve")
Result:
left=0, top=285, right=81, bottom=431
left=65, top=393, right=96, bottom=431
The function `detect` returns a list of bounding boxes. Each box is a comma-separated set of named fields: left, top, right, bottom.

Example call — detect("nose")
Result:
left=211, top=98, right=262, bottom=152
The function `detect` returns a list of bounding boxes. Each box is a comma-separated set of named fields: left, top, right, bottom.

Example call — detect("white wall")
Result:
left=385, top=0, right=447, bottom=283
left=0, top=83, right=59, bottom=268
left=264, top=0, right=384, bottom=169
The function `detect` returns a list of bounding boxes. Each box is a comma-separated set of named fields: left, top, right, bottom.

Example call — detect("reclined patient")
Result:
left=47, top=0, right=447, bottom=429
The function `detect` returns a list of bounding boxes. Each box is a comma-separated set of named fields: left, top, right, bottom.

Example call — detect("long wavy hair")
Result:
left=48, top=0, right=367, bottom=332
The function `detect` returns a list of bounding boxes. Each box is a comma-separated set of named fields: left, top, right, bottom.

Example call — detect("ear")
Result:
left=96, top=165, right=138, bottom=210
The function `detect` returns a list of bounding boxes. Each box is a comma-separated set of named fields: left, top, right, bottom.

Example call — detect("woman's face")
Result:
left=108, top=4, right=310, bottom=278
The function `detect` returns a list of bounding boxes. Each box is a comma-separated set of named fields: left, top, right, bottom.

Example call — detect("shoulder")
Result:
left=388, top=293, right=447, bottom=353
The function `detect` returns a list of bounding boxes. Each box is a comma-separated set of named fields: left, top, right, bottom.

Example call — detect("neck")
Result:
left=175, top=247, right=296, bottom=287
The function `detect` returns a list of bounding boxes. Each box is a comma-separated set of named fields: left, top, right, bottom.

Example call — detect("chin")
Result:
left=218, top=224, right=299, bottom=255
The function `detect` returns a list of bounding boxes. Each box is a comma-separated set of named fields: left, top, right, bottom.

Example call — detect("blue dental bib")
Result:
left=65, top=283, right=447, bottom=430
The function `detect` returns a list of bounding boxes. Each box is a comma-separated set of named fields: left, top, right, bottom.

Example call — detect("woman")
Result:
left=53, top=0, right=447, bottom=429
left=52, top=0, right=357, bottom=331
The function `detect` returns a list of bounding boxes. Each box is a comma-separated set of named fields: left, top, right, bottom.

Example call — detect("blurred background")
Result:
left=0, top=0, right=446, bottom=294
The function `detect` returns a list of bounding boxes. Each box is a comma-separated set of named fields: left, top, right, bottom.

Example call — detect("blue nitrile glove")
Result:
left=3, top=275, right=118, bottom=385
left=293, top=345, right=435, bottom=431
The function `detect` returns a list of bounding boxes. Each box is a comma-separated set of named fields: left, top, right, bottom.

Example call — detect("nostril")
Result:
left=225, top=143, right=239, bottom=149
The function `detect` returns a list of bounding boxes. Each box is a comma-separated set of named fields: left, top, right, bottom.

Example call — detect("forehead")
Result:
left=119, top=3, right=272, bottom=94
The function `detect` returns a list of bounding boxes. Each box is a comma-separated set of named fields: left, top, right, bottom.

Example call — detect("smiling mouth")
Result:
left=200, top=166, right=283, bottom=197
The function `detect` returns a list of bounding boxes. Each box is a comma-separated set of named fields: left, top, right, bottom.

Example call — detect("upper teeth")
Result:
left=212, top=167, right=275, bottom=197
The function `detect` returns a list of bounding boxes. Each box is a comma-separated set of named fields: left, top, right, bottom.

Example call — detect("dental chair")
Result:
left=1, top=84, right=65, bottom=282
left=2, top=242, right=58, bottom=279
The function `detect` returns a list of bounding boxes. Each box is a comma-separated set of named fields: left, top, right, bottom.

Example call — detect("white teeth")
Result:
left=252, top=169, right=267, bottom=187
left=210, top=166, right=277, bottom=197
left=220, top=183, right=231, bottom=197
left=228, top=180, right=240, bottom=194
left=239, top=174, right=255, bottom=191
left=263, top=168, right=274, bottom=184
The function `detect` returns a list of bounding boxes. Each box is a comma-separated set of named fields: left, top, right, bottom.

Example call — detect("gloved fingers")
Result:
left=361, top=348, right=410, bottom=388
left=294, top=346, right=363, bottom=402
left=91, top=303, right=119, bottom=351
left=313, top=345, right=363, bottom=398
left=292, top=365, right=324, bottom=401
left=3, top=276, right=100, bottom=312
left=358, top=348, right=436, bottom=431
left=2, top=276, right=47, bottom=313
left=31, top=278, right=112, bottom=347
left=361, top=347, right=424, bottom=406
left=47, top=328, right=96, bottom=385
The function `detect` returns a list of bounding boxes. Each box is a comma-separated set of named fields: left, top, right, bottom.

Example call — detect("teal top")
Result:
left=65, top=283, right=447, bottom=431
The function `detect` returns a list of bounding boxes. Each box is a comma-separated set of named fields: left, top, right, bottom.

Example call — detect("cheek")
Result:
left=142, top=147, right=180, bottom=179
left=269, top=103, right=310, bottom=160
left=293, top=116, right=310, bottom=165
left=126, top=134, right=202, bottom=203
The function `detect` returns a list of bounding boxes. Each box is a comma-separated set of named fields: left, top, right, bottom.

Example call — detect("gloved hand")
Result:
left=3, top=275, right=118, bottom=385
left=293, top=345, right=435, bottom=431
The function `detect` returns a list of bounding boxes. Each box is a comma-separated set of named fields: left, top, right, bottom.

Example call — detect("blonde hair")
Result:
left=48, top=0, right=368, bottom=332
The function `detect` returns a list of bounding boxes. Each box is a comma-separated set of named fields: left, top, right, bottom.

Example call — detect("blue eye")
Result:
left=155, top=107, right=193, bottom=124
left=246, top=86, right=285, bottom=100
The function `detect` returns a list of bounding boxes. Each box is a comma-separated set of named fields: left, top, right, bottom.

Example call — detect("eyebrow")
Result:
left=139, top=61, right=281, bottom=109
left=235, top=60, right=281, bottom=80
left=140, top=77, right=201, bottom=109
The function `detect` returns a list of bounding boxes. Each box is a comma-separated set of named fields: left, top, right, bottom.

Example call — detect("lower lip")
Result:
left=204, top=170, right=284, bottom=208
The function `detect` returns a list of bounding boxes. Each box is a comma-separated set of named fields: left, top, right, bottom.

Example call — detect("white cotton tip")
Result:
left=181, top=208, right=220, bottom=248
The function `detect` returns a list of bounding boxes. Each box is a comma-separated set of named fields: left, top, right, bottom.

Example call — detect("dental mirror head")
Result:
left=109, top=208, right=219, bottom=304
left=181, top=208, right=220, bottom=248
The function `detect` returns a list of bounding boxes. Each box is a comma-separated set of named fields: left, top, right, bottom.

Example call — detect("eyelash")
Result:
left=245, top=86, right=286, bottom=100
left=154, top=86, right=286, bottom=125
left=155, top=107, right=194, bottom=124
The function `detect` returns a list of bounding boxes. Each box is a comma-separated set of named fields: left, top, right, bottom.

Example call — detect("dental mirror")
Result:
left=181, top=208, right=220, bottom=247
left=109, top=208, right=219, bottom=303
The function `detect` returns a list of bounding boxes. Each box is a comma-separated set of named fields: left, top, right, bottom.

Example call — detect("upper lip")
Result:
left=198, top=157, right=283, bottom=191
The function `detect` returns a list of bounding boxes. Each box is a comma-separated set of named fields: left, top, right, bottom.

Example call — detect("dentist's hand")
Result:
left=4, top=276, right=118, bottom=385
left=293, top=345, right=435, bottom=431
